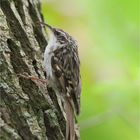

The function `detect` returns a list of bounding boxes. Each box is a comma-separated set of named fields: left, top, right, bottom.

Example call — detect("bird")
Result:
left=43, top=23, right=81, bottom=140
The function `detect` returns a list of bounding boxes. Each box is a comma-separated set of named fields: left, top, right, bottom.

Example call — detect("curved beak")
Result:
left=37, top=22, right=55, bottom=40
left=36, top=21, right=53, bottom=31
left=43, top=23, right=53, bottom=30
left=36, top=22, right=56, bottom=42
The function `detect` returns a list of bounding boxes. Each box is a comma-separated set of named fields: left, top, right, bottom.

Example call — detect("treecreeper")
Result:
left=43, top=23, right=81, bottom=140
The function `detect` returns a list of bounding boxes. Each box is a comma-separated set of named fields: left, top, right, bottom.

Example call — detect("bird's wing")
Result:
left=51, top=44, right=81, bottom=115
left=51, top=44, right=81, bottom=140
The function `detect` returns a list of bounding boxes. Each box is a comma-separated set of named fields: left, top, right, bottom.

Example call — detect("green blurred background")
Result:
left=41, top=0, right=139, bottom=140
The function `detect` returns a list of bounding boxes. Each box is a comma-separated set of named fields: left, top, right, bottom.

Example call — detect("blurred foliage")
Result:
left=41, top=0, right=139, bottom=140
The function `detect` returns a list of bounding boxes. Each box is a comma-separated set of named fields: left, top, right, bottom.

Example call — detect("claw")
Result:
left=17, top=73, right=47, bottom=84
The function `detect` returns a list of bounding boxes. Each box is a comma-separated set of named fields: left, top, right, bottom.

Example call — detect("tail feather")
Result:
left=65, top=98, right=75, bottom=140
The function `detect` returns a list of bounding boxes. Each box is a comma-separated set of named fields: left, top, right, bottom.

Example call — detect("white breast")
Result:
left=43, top=34, right=57, bottom=80
left=44, top=48, right=53, bottom=79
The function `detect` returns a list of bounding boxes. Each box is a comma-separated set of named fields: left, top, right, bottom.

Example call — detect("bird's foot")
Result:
left=17, top=73, right=47, bottom=84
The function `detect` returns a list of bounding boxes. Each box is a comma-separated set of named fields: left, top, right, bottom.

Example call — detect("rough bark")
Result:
left=0, top=0, right=79, bottom=139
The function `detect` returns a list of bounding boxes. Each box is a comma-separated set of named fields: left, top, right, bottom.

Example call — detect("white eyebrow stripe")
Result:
left=58, top=31, right=66, bottom=36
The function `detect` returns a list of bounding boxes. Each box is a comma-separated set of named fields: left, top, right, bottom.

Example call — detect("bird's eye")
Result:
left=55, top=31, right=61, bottom=36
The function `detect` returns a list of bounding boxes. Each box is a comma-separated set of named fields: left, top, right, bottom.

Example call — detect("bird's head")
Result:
left=45, top=23, right=73, bottom=46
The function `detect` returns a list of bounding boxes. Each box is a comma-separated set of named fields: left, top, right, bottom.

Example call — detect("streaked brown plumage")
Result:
left=43, top=23, right=81, bottom=140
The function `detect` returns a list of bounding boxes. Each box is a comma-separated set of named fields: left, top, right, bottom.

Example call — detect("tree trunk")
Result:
left=0, top=0, right=79, bottom=139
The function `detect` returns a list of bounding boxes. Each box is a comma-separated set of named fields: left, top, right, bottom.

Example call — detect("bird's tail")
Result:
left=65, top=97, right=75, bottom=140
